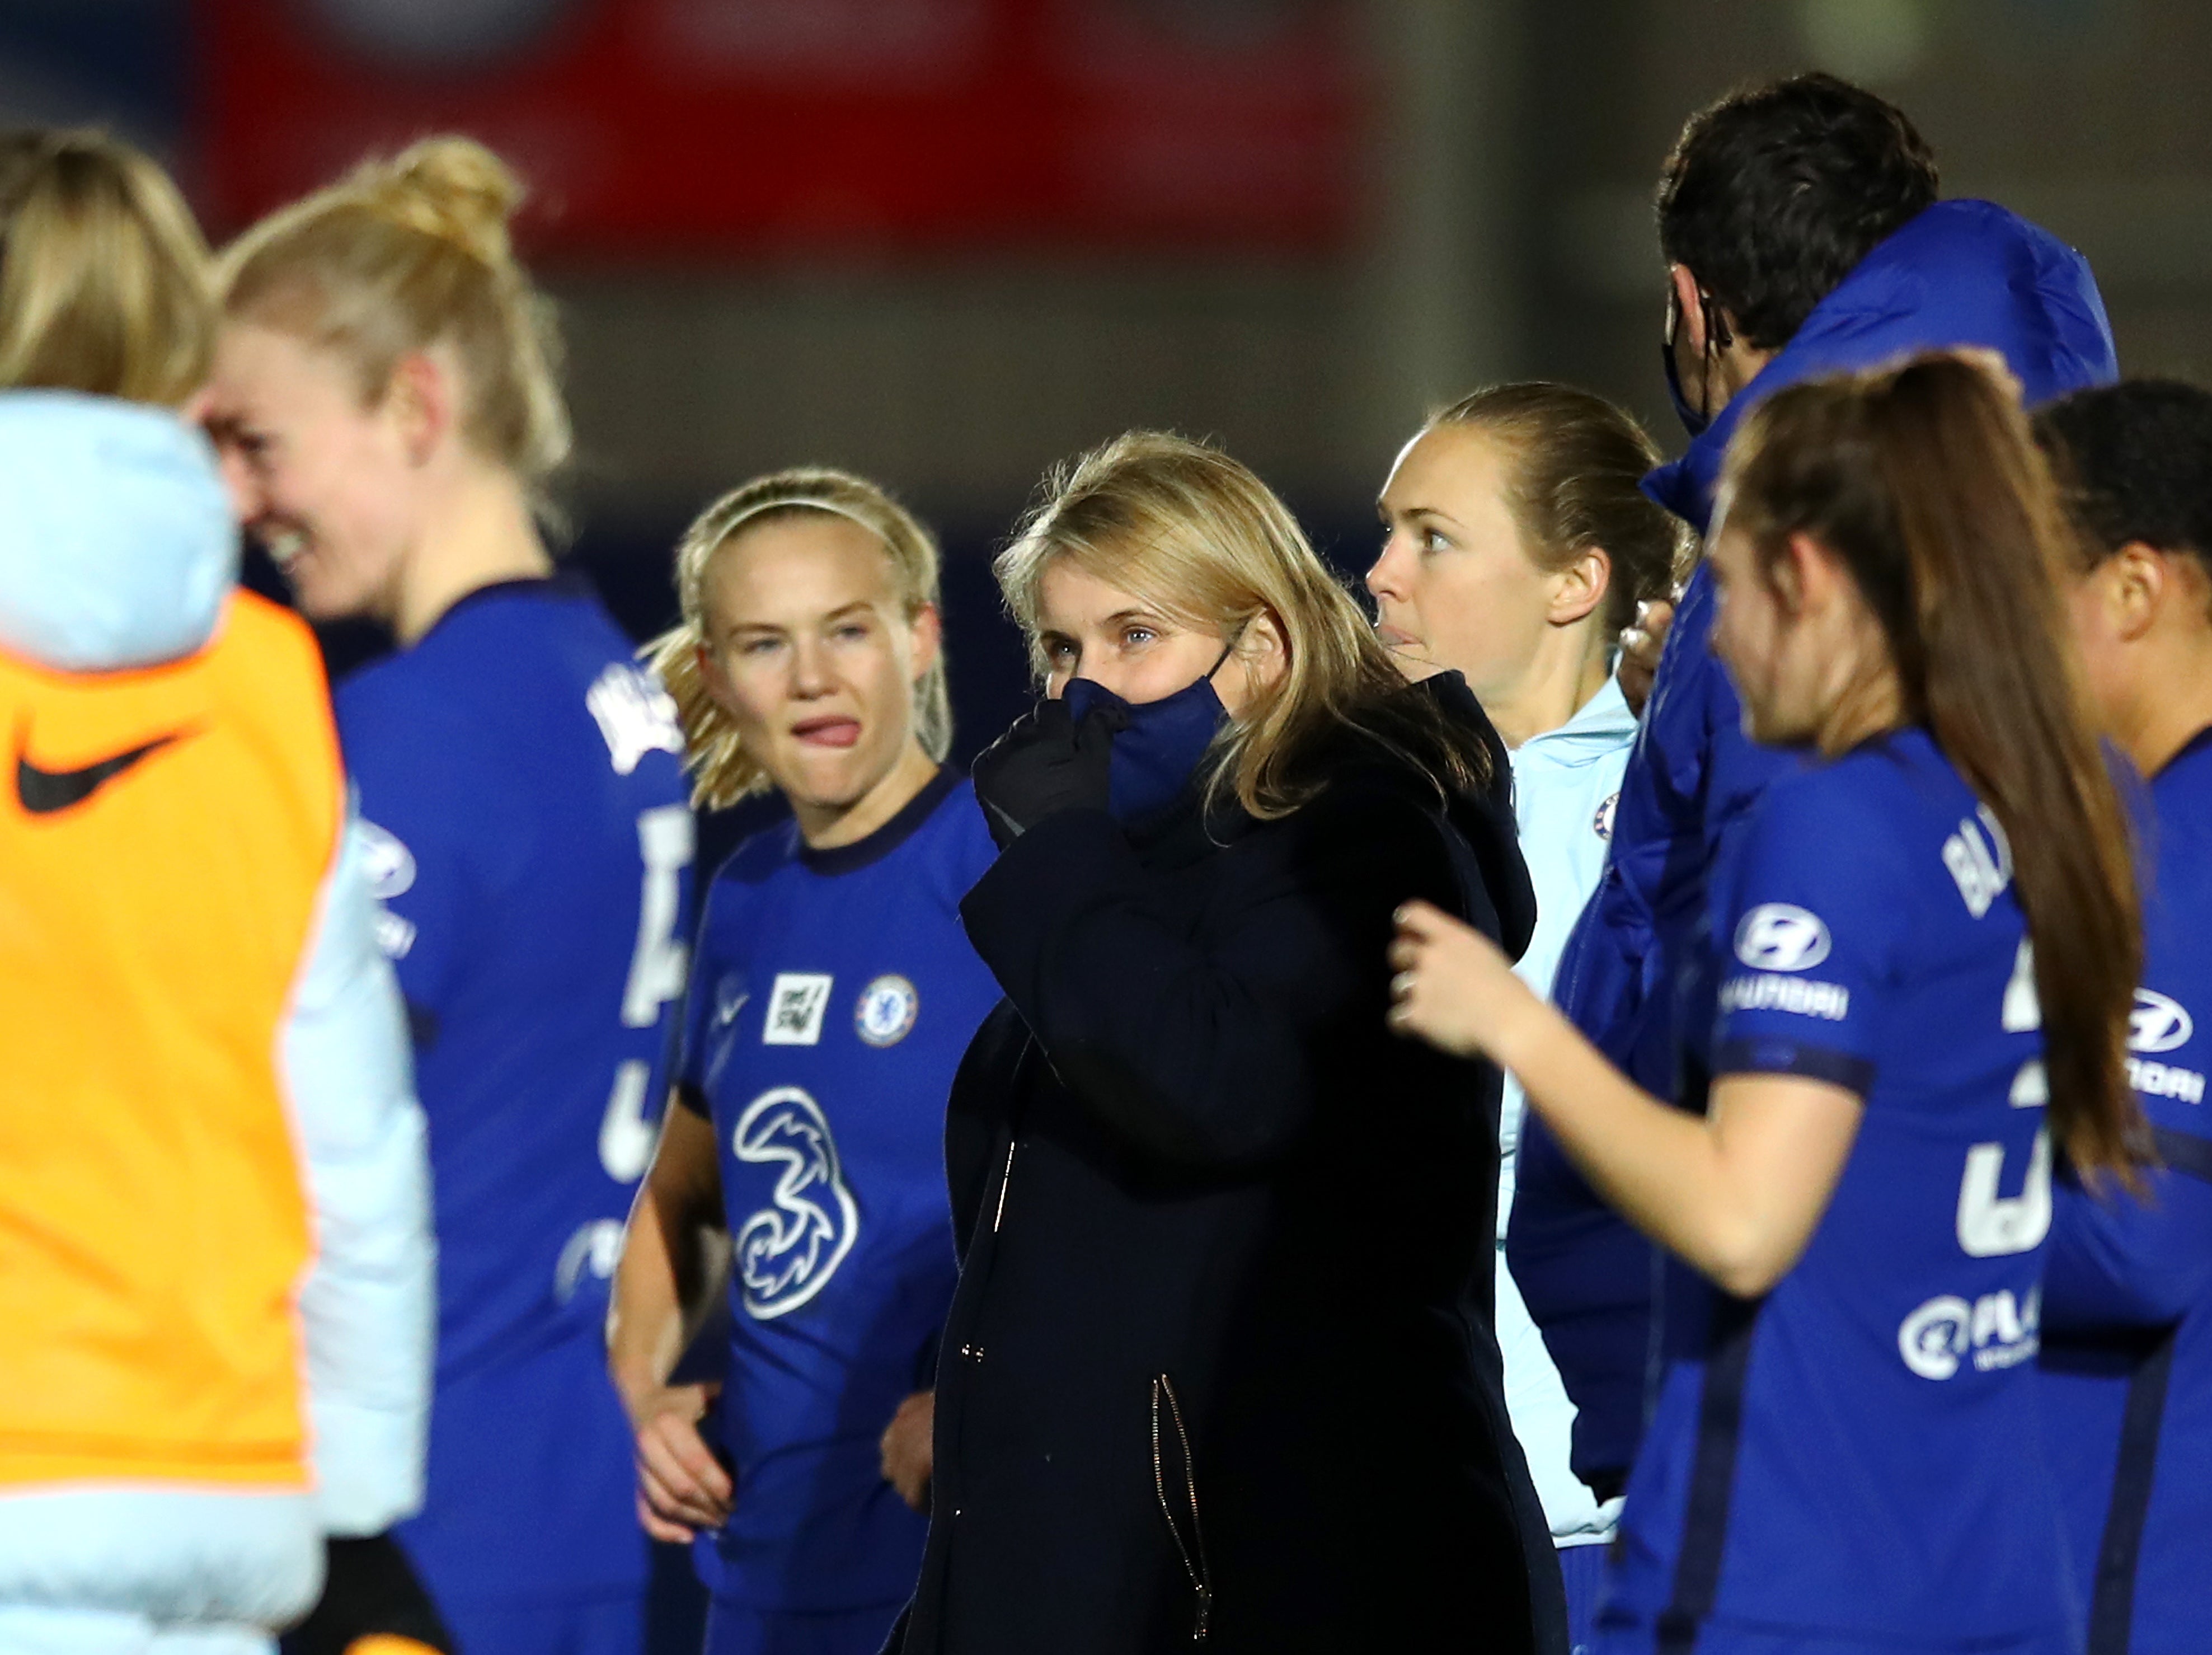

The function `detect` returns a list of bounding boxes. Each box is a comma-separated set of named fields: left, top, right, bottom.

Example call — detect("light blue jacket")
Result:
left=0, top=392, right=434, bottom=1631
left=1497, top=675, right=1637, bottom=1545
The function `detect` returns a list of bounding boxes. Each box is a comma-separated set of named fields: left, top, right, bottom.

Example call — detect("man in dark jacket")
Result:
left=1507, top=72, right=2122, bottom=1501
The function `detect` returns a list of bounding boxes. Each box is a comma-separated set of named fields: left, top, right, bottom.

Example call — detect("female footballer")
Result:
left=206, top=139, right=694, bottom=1655
left=1368, top=381, right=1684, bottom=1644
left=610, top=470, right=1002, bottom=1655
left=1391, top=353, right=2145, bottom=1654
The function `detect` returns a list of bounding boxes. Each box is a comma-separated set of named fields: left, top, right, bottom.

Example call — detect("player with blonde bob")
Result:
left=617, top=469, right=1002, bottom=1655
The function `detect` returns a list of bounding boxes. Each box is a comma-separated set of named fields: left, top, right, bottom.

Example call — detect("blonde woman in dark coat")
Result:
left=887, top=433, right=1565, bottom=1655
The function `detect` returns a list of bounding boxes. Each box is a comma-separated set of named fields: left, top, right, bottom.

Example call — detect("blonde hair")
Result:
left=998, top=430, right=1492, bottom=819
left=646, top=468, right=952, bottom=810
left=217, top=135, right=569, bottom=487
left=0, top=128, right=212, bottom=405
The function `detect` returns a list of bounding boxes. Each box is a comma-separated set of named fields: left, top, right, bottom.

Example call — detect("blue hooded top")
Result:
left=1506, top=199, right=2120, bottom=1492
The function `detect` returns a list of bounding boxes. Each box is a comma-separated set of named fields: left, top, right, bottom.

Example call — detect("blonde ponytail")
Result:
left=351, top=138, right=523, bottom=270
left=217, top=135, right=569, bottom=487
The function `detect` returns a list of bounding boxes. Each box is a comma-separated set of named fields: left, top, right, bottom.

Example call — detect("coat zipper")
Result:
left=1150, top=1373, right=1213, bottom=1642
left=992, top=1140, right=1015, bottom=1233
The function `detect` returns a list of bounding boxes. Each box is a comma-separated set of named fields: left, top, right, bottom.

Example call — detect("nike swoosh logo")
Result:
left=16, top=729, right=189, bottom=814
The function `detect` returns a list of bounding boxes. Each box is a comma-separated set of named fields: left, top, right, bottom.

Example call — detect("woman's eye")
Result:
left=1121, top=627, right=1156, bottom=648
left=834, top=623, right=869, bottom=643
left=1045, top=640, right=1077, bottom=663
left=1422, top=528, right=1452, bottom=553
left=738, top=637, right=782, bottom=658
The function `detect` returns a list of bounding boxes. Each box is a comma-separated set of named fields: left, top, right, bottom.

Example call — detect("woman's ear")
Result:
left=383, top=350, right=455, bottom=468
left=696, top=637, right=743, bottom=721
left=1775, top=531, right=1832, bottom=619
left=1237, top=608, right=1289, bottom=693
left=908, top=601, right=944, bottom=686
left=2106, top=543, right=2168, bottom=645
left=1548, top=546, right=1612, bottom=627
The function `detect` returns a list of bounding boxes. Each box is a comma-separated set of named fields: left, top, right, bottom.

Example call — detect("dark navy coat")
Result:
left=891, top=692, right=1560, bottom=1654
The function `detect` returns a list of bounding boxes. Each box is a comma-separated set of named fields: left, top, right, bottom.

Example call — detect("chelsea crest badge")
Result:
left=856, top=974, right=920, bottom=1047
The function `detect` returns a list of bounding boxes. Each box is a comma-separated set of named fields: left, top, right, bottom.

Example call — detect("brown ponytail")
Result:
left=1430, top=382, right=1690, bottom=631
left=1720, top=351, right=2146, bottom=1181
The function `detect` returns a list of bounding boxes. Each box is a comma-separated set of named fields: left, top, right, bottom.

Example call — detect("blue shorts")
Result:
left=702, top=1600, right=904, bottom=1655
left=436, top=1591, right=644, bottom=1655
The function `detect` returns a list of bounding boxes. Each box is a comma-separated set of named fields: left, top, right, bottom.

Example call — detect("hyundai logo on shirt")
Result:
left=2129, top=987, right=2195, bottom=1054
left=1733, top=903, right=1833, bottom=973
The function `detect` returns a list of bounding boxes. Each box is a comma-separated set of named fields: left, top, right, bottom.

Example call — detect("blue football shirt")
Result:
left=2041, top=728, right=2212, bottom=1655
left=335, top=575, right=694, bottom=1608
left=1600, top=728, right=2073, bottom=1651
left=678, top=768, right=1001, bottom=1613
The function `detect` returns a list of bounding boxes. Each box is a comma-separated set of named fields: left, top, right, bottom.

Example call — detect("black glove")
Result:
left=970, top=696, right=1123, bottom=850
left=281, top=1533, right=456, bottom=1655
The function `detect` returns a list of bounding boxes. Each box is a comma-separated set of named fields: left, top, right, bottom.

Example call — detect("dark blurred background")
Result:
left=7, top=0, right=2207, bottom=772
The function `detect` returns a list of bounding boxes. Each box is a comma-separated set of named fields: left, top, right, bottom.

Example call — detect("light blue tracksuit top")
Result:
left=1498, top=673, right=1638, bottom=1546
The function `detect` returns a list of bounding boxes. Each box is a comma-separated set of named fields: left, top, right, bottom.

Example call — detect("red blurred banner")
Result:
left=196, top=0, right=1369, bottom=256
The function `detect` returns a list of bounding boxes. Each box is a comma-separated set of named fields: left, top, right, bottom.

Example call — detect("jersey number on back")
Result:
left=600, top=804, right=694, bottom=1182
left=1955, top=939, right=2052, bottom=1258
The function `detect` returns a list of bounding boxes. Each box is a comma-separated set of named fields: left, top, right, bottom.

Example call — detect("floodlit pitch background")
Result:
left=3, top=0, right=2201, bottom=773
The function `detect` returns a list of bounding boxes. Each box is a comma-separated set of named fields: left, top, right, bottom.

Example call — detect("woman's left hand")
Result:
left=971, top=698, right=1121, bottom=850
left=1387, top=901, right=1531, bottom=1059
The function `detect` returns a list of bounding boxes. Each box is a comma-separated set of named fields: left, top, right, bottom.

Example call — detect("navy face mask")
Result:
left=1062, top=643, right=1233, bottom=823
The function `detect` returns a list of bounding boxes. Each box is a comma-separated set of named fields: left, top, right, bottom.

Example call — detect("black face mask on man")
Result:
left=1662, top=285, right=1736, bottom=439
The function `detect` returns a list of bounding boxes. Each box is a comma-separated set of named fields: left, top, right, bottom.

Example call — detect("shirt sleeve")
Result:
left=2044, top=1143, right=2212, bottom=1335
left=333, top=683, right=499, bottom=1028
left=673, top=908, right=716, bottom=1117
left=1708, top=776, right=1906, bottom=1096
left=283, top=812, right=436, bottom=1536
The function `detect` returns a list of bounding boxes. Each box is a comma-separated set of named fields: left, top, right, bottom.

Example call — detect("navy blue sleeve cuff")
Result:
left=957, top=807, right=1130, bottom=979
left=2155, top=1124, right=2212, bottom=1187
left=1712, top=1036, right=1875, bottom=1095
